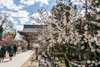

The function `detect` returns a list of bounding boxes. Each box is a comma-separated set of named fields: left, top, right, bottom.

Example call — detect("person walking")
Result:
left=8, top=46, right=14, bottom=61
left=0, top=45, right=6, bottom=62
left=1, top=45, right=6, bottom=61
left=13, top=44, right=17, bottom=56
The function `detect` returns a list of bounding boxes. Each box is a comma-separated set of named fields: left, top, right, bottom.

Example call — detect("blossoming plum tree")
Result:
left=32, top=0, right=100, bottom=67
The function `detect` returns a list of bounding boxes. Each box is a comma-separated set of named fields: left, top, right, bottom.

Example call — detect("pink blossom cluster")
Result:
left=0, top=36, right=14, bottom=45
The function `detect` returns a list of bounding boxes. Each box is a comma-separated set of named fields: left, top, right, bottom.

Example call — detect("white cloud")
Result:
left=32, top=11, right=51, bottom=19
left=7, top=17, right=18, bottom=24
left=31, top=11, right=51, bottom=24
left=15, top=33, right=23, bottom=40
left=71, top=0, right=76, bottom=2
left=30, top=20, right=45, bottom=25
left=2, top=11, right=29, bottom=18
left=30, top=20, right=39, bottom=24
left=15, top=25, right=23, bottom=31
left=11, top=11, right=29, bottom=18
left=0, top=0, right=24, bottom=11
left=52, top=3, right=55, bottom=6
left=32, top=12, right=40, bottom=19
left=20, top=0, right=50, bottom=6
left=73, top=2, right=83, bottom=5
left=77, top=0, right=91, bottom=4
left=1, top=10, right=29, bottom=25
left=18, top=18, right=29, bottom=24
left=14, top=25, right=24, bottom=40
left=77, top=0, right=85, bottom=3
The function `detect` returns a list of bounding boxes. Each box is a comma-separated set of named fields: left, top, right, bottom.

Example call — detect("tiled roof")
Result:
left=24, top=25, right=44, bottom=28
left=19, top=25, right=44, bottom=33
left=21, top=28, right=39, bottom=32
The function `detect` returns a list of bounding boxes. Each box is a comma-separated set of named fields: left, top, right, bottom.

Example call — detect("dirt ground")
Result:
left=21, top=54, right=39, bottom=67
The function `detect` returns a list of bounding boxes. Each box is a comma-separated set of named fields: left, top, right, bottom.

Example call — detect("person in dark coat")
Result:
left=7, top=45, right=10, bottom=51
left=3, top=46, right=6, bottom=56
left=0, top=45, right=6, bottom=62
left=13, top=44, right=17, bottom=56
left=8, top=46, right=14, bottom=61
left=0, top=49, right=3, bottom=62
left=0, top=47, right=4, bottom=62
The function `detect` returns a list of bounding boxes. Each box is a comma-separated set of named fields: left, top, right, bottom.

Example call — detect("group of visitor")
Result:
left=0, top=44, right=17, bottom=62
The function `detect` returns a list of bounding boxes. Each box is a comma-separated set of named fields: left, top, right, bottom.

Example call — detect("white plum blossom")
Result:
left=95, top=63, right=98, bottom=66
left=87, top=60, right=91, bottom=64
left=82, top=65, right=85, bottom=67
left=92, top=60, right=95, bottom=63
left=84, top=24, right=88, bottom=30
left=32, top=0, right=100, bottom=66
left=81, top=46, right=85, bottom=49
left=91, top=49, right=95, bottom=52
left=98, top=61, right=100, bottom=64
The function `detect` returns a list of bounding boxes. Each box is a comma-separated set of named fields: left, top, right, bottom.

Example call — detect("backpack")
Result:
left=9, top=48, right=14, bottom=55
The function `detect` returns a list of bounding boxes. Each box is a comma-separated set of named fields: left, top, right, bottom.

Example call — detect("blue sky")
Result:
left=0, top=0, right=80, bottom=39
left=0, top=0, right=57, bottom=31
left=0, top=0, right=58, bottom=39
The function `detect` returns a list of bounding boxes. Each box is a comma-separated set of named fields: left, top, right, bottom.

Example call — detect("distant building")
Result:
left=19, top=25, right=44, bottom=33
left=18, top=25, right=45, bottom=49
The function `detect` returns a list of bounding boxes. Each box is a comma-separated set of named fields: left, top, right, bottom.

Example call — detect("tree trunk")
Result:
left=0, top=26, right=3, bottom=41
left=59, top=57, right=63, bottom=63
left=0, top=33, right=2, bottom=40
left=64, top=58, right=70, bottom=67
left=36, top=48, right=38, bottom=60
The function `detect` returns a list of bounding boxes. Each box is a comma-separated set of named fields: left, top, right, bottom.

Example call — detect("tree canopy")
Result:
left=3, top=32, right=16, bottom=38
left=30, top=0, right=100, bottom=67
